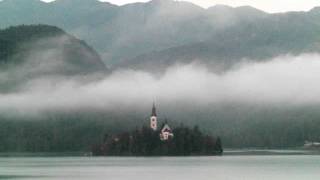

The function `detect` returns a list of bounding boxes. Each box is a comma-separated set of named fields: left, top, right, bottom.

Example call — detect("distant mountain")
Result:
left=122, top=6, right=320, bottom=72
left=124, top=11, right=320, bottom=72
left=0, top=0, right=267, bottom=67
left=1, top=0, right=320, bottom=71
left=0, top=24, right=107, bottom=91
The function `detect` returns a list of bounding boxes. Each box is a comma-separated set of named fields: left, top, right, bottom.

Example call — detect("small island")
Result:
left=92, top=104, right=223, bottom=156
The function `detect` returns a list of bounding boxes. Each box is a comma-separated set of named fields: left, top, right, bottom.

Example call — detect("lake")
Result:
left=1, top=155, right=320, bottom=180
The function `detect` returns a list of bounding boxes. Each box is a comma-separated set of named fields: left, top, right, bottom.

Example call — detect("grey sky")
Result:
left=42, top=0, right=320, bottom=13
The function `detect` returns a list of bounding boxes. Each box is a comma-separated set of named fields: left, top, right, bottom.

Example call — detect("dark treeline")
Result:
left=92, top=125, right=223, bottom=156
left=1, top=114, right=320, bottom=152
left=2, top=105, right=320, bottom=152
left=0, top=112, right=140, bottom=152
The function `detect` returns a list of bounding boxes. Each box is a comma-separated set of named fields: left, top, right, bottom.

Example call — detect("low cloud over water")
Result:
left=1, top=53, right=320, bottom=115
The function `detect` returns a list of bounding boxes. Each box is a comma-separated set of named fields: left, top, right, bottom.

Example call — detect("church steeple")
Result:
left=152, top=102, right=157, bottom=117
left=150, top=102, right=158, bottom=131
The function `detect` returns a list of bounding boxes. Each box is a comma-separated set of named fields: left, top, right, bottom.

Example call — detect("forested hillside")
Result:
left=0, top=25, right=108, bottom=92
left=0, top=25, right=106, bottom=73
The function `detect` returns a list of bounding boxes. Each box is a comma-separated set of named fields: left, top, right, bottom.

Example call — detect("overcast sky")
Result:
left=41, top=0, right=320, bottom=13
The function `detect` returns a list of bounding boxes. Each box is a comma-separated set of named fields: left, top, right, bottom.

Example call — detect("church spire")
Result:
left=152, top=102, right=157, bottom=116
left=150, top=102, right=158, bottom=131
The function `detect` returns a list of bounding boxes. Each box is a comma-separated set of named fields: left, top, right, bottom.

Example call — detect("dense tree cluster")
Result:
left=0, top=113, right=133, bottom=153
left=92, top=125, right=223, bottom=156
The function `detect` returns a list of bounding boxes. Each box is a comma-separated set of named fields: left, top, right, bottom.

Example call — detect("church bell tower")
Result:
left=150, top=103, right=158, bottom=131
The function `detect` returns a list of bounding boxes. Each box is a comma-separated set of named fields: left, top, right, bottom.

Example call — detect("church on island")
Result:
left=150, top=103, right=174, bottom=141
left=91, top=102, right=223, bottom=156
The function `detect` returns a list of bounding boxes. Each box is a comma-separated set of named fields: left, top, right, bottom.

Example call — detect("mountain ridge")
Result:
left=0, top=0, right=320, bottom=71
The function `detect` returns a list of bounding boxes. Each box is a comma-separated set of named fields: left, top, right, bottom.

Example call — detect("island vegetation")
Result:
left=92, top=125, right=223, bottom=156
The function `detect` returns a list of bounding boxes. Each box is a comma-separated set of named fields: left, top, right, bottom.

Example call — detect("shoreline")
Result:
left=1, top=149, right=320, bottom=157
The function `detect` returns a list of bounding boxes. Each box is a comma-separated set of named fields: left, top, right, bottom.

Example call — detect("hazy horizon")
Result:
left=39, top=0, right=320, bottom=13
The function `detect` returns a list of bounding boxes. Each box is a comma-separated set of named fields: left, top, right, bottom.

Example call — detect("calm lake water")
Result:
left=1, top=155, right=320, bottom=180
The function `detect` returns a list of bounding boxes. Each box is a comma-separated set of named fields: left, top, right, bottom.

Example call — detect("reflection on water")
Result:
left=1, top=156, right=320, bottom=180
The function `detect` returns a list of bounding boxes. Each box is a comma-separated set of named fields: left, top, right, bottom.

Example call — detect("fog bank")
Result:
left=1, top=53, right=320, bottom=115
